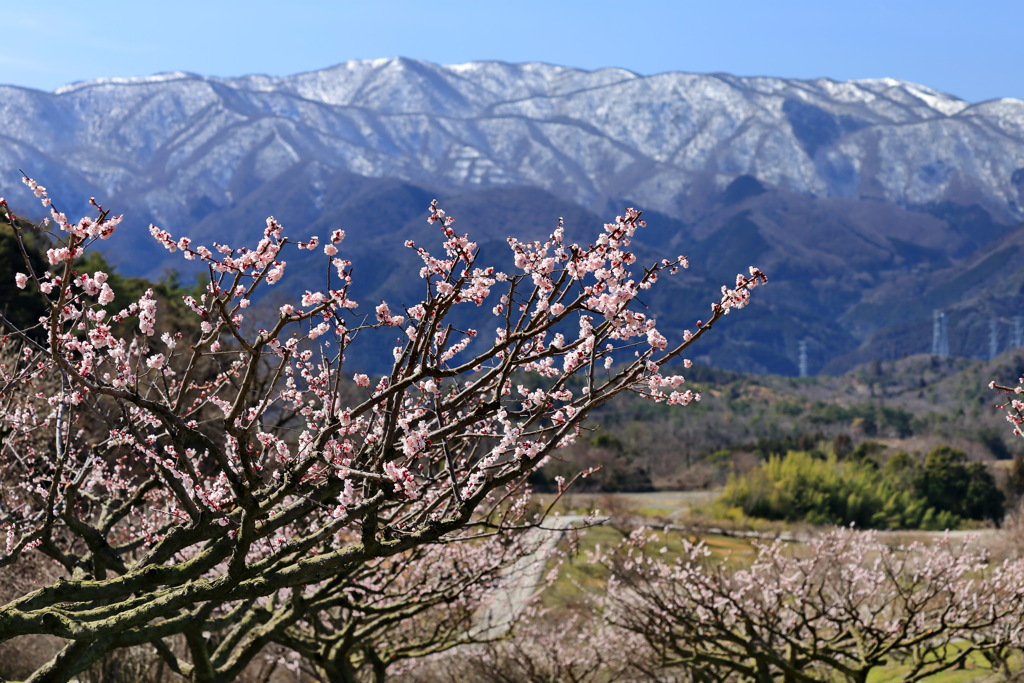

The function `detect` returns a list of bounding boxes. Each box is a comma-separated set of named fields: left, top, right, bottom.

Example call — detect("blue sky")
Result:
left=1, top=1, right=1019, bottom=103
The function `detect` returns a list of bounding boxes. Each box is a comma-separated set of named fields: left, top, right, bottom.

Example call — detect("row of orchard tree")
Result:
left=1, top=176, right=1023, bottom=681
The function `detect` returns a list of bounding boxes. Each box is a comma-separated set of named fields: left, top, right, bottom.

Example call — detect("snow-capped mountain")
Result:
left=3, top=58, right=1023, bottom=374
left=3, top=58, right=1023, bottom=227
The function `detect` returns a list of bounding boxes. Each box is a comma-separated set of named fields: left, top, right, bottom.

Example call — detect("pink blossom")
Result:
left=384, top=461, right=419, bottom=499
left=137, top=290, right=157, bottom=336
left=375, top=302, right=404, bottom=326
left=265, top=262, right=286, bottom=284
left=646, top=328, right=668, bottom=351
left=301, top=291, right=326, bottom=307
left=150, top=225, right=177, bottom=252
left=46, top=246, right=82, bottom=265
left=98, top=283, right=115, bottom=305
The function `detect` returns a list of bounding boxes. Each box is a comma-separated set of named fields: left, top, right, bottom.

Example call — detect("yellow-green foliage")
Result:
left=717, top=451, right=959, bottom=530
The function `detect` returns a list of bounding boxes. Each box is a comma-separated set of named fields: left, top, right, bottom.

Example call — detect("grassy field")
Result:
left=537, top=489, right=722, bottom=522
left=865, top=644, right=1021, bottom=682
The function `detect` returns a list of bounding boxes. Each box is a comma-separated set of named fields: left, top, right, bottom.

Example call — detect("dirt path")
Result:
left=471, top=514, right=596, bottom=639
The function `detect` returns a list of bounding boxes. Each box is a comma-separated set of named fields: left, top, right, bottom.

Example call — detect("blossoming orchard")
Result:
left=600, top=528, right=1024, bottom=682
left=0, top=176, right=766, bottom=680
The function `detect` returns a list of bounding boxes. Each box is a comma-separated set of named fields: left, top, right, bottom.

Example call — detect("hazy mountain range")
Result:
left=3, top=57, right=1024, bottom=374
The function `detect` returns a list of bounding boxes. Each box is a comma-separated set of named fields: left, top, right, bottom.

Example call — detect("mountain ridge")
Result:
left=4, top=57, right=1016, bottom=218
left=2, top=58, right=1023, bottom=374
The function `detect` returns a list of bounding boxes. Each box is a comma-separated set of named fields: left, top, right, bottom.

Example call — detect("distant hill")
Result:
left=3, top=58, right=1024, bottom=374
left=547, top=349, right=1024, bottom=492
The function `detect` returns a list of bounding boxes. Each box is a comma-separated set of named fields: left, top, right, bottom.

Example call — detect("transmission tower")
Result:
left=932, top=310, right=949, bottom=358
left=1013, top=316, right=1023, bottom=349
left=990, top=318, right=1000, bottom=359
left=798, top=339, right=808, bottom=378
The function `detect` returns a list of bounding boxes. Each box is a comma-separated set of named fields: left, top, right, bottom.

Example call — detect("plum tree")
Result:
left=0, top=177, right=765, bottom=681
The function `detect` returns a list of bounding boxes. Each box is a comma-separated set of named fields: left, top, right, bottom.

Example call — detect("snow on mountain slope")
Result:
left=2, top=59, right=1023, bottom=374
left=1, top=58, right=1019, bottom=230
